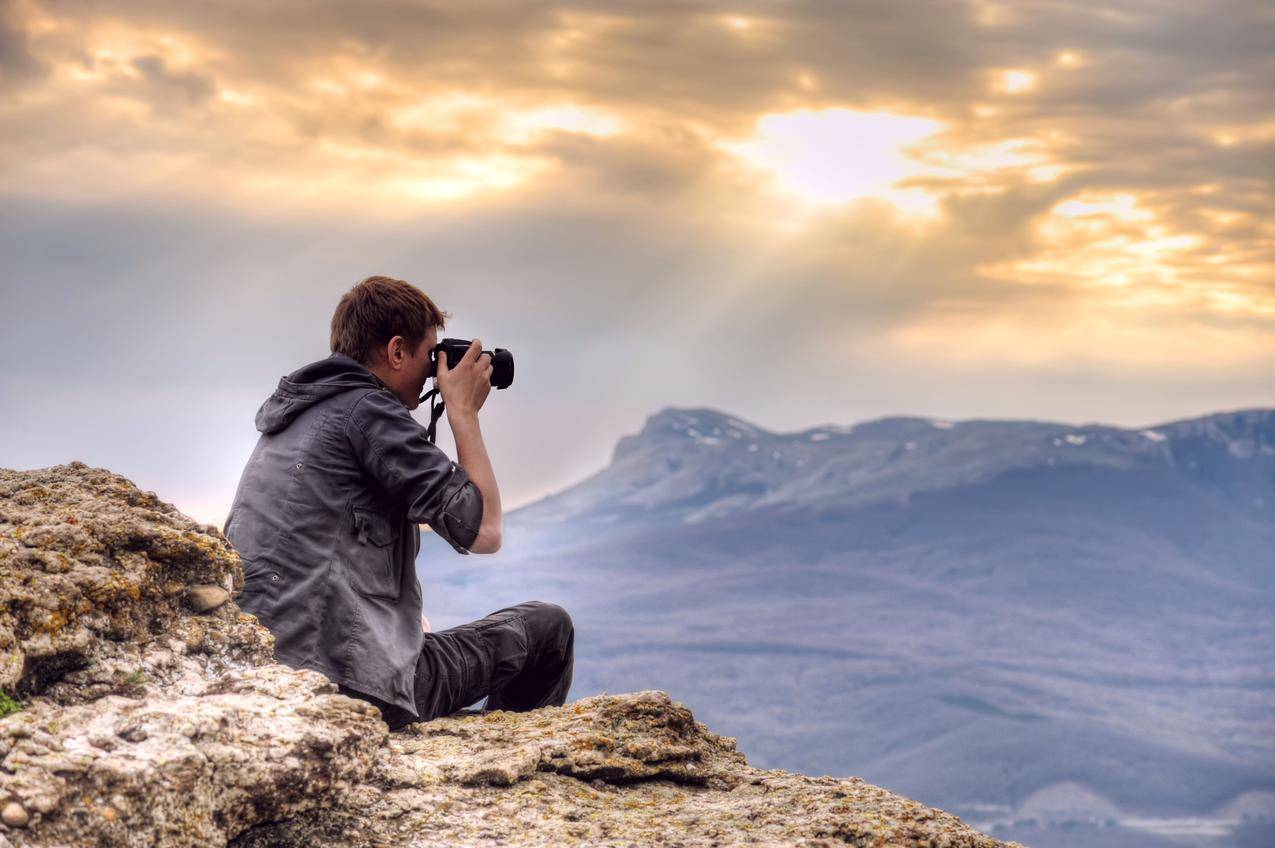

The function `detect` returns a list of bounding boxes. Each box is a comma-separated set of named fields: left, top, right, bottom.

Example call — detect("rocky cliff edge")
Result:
left=0, top=463, right=1020, bottom=848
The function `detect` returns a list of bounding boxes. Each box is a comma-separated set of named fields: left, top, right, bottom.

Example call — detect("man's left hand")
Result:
left=421, top=612, right=431, bottom=633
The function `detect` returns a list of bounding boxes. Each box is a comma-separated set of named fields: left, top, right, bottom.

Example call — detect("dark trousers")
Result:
left=339, top=600, right=574, bottom=731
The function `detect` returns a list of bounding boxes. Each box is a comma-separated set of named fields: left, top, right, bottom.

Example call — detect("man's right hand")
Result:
left=436, top=338, right=493, bottom=416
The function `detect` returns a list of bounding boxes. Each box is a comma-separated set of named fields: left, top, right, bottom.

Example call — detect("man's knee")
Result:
left=526, top=600, right=573, bottom=650
left=541, top=601, right=573, bottom=632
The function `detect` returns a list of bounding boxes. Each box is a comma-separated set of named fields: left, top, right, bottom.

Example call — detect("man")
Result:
left=223, top=275, right=574, bottom=730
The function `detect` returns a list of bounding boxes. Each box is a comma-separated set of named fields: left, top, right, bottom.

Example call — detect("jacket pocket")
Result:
left=237, top=558, right=279, bottom=616
left=348, top=507, right=402, bottom=600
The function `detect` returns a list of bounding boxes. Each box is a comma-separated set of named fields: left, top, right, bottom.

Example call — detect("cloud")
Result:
left=0, top=2, right=46, bottom=84
left=1, top=0, right=1272, bottom=523
left=127, top=53, right=215, bottom=110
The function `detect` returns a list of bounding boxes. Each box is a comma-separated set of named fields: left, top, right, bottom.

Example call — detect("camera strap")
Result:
left=419, top=387, right=446, bottom=444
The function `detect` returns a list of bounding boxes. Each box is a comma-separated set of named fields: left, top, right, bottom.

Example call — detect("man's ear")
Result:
left=387, top=335, right=405, bottom=370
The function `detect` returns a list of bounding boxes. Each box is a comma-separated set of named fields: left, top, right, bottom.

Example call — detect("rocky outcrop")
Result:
left=0, top=463, right=1019, bottom=847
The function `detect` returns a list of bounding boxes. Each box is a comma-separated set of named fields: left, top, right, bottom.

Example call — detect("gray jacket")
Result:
left=224, top=352, right=483, bottom=718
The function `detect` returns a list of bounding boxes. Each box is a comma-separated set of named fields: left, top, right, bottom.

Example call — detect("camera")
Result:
left=431, top=338, right=514, bottom=390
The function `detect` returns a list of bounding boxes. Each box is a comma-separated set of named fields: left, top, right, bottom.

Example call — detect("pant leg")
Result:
left=340, top=600, right=575, bottom=728
left=483, top=601, right=574, bottom=713
left=414, top=600, right=574, bottom=721
left=336, top=625, right=494, bottom=730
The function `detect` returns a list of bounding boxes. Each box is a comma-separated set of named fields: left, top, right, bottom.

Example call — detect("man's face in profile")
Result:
left=402, top=327, right=438, bottom=411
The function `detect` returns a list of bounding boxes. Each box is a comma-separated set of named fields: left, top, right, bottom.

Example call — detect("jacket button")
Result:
left=270, top=572, right=281, bottom=582
left=294, top=463, right=303, bottom=471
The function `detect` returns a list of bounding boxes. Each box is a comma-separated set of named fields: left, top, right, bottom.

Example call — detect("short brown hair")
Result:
left=330, top=276, right=449, bottom=366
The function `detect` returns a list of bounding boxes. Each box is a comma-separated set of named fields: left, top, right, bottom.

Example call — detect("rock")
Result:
left=0, top=463, right=270, bottom=704
left=185, top=585, right=230, bottom=613
left=0, top=463, right=1021, bottom=847
left=269, top=690, right=1015, bottom=846
left=1, top=803, right=27, bottom=828
left=0, top=464, right=384, bottom=845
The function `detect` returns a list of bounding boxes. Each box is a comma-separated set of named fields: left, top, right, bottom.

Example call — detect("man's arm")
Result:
left=346, top=390, right=484, bottom=555
left=436, top=339, right=503, bottom=554
left=448, top=410, right=502, bottom=553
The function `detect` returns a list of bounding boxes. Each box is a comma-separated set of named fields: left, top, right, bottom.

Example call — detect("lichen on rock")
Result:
left=0, top=463, right=1020, bottom=847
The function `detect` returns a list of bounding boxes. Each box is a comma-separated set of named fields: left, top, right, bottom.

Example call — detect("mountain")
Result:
left=516, top=406, right=1274, bottom=532
left=418, top=406, right=1275, bottom=847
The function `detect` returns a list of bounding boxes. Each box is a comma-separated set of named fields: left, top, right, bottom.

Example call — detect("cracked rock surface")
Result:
left=0, top=463, right=1019, bottom=847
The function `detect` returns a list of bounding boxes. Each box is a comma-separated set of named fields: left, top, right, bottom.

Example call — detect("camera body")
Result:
left=432, top=337, right=514, bottom=389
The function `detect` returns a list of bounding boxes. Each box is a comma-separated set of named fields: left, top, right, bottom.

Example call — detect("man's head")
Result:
left=330, top=275, right=449, bottom=410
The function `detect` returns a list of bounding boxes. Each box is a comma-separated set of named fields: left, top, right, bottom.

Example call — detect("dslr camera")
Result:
left=418, top=338, right=513, bottom=443
left=430, top=337, right=514, bottom=389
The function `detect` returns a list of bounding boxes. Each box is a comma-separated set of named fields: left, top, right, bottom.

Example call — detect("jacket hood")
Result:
left=255, top=353, right=392, bottom=434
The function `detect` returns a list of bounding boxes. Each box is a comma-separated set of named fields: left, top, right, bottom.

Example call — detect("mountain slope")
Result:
left=419, top=406, right=1275, bottom=845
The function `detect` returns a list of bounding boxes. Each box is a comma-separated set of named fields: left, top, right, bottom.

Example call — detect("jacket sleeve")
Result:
left=346, top=389, right=485, bottom=555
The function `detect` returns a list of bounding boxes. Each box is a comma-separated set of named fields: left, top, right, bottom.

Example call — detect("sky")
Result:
left=1, top=0, right=1272, bottom=527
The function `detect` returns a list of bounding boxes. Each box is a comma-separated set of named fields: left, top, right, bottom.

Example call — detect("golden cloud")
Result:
left=1, top=0, right=1270, bottom=380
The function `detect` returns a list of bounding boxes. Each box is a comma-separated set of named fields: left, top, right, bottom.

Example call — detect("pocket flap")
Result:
left=352, top=507, right=398, bottom=547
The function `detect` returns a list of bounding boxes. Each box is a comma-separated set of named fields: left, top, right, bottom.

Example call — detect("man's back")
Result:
left=225, top=351, right=483, bottom=718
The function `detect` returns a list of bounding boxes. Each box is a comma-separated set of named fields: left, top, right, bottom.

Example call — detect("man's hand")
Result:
left=436, top=338, right=492, bottom=417
left=421, top=612, right=431, bottom=633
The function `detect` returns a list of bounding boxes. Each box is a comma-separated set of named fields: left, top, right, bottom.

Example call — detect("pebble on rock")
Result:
left=185, top=585, right=230, bottom=613
left=2, top=801, right=29, bottom=828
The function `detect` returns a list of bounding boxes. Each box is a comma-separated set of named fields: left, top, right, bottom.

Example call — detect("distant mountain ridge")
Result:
left=423, top=404, right=1275, bottom=847
left=514, top=406, right=1275, bottom=529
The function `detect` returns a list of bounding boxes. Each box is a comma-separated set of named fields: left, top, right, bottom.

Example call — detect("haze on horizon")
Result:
left=1, top=0, right=1271, bottom=527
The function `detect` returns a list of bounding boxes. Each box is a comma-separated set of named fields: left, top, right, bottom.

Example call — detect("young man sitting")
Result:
left=224, top=275, right=574, bottom=729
